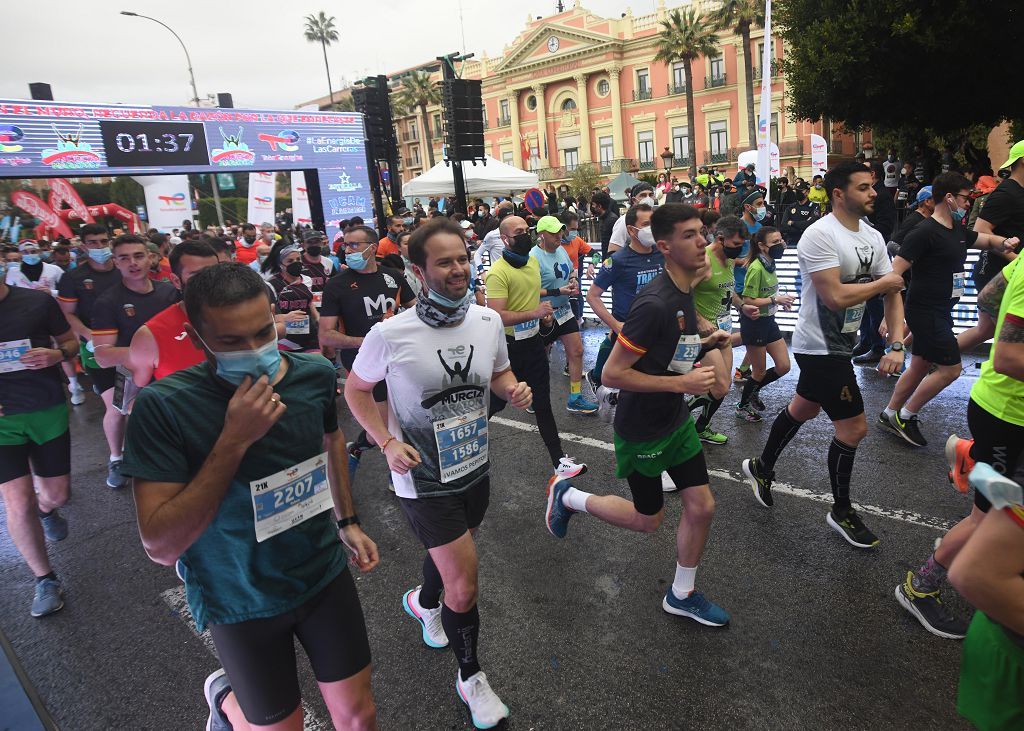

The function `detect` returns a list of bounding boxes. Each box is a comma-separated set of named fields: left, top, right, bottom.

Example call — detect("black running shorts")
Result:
left=794, top=353, right=864, bottom=421
left=905, top=306, right=960, bottom=367
left=739, top=315, right=783, bottom=347
left=397, top=477, right=490, bottom=549
left=208, top=569, right=371, bottom=726
left=626, top=449, right=710, bottom=516
left=967, top=398, right=1024, bottom=512
left=86, top=364, right=117, bottom=395
left=541, top=311, right=580, bottom=347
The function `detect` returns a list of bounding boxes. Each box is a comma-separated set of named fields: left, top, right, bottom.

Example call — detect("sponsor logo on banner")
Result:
left=158, top=193, right=187, bottom=206
left=254, top=196, right=272, bottom=204
left=41, top=124, right=101, bottom=169
left=257, top=130, right=299, bottom=152
left=326, top=170, right=363, bottom=192
left=0, top=124, right=24, bottom=152
left=211, top=126, right=255, bottom=166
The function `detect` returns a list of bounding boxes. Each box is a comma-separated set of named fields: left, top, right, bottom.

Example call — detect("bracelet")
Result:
left=336, top=515, right=360, bottom=530
left=379, top=436, right=396, bottom=454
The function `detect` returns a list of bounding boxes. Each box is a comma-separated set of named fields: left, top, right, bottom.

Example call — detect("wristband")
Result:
left=380, top=436, right=396, bottom=454
left=336, top=515, right=360, bottom=530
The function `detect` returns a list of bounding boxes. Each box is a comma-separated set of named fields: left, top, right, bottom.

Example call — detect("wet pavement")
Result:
left=0, top=327, right=985, bottom=730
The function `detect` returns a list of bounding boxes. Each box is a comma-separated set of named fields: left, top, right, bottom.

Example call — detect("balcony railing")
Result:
left=703, top=149, right=736, bottom=165
left=752, top=60, right=781, bottom=80
left=401, top=131, right=418, bottom=142
left=638, top=159, right=656, bottom=170
left=598, top=158, right=638, bottom=175
left=537, top=158, right=639, bottom=180
left=493, top=116, right=511, bottom=128
left=667, top=83, right=688, bottom=96
left=829, top=140, right=844, bottom=155
left=778, top=140, right=803, bottom=157
left=705, top=73, right=727, bottom=88
left=632, top=89, right=653, bottom=102
left=665, top=156, right=690, bottom=169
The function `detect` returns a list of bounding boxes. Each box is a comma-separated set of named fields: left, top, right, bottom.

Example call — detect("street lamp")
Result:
left=660, top=146, right=674, bottom=176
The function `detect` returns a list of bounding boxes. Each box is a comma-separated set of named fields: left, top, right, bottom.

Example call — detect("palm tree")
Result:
left=396, top=70, right=441, bottom=168
left=303, top=11, right=339, bottom=107
left=713, top=0, right=765, bottom=147
left=654, top=8, right=719, bottom=177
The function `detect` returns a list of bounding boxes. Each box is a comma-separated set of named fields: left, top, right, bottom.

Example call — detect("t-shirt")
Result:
left=121, top=352, right=346, bottom=631
left=56, top=262, right=122, bottom=334
left=592, top=244, right=665, bottom=321
left=485, top=256, right=542, bottom=337
left=608, top=215, right=629, bottom=250
left=900, top=217, right=978, bottom=311
left=351, top=305, right=510, bottom=499
left=975, top=178, right=1024, bottom=287
left=269, top=275, right=319, bottom=352
left=560, top=234, right=593, bottom=270
left=742, top=256, right=780, bottom=317
left=234, top=241, right=259, bottom=265
left=319, top=267, right=414, bottom=353
left=91, top=281, right=180, bottom=347
left=530, top=245, right=573, bottom=310
left=693, top=250, right=735, bottom=324
left=301, top=258, right=336, bottom=294
left=791, top=213, right=893, bottom=357
left=970, top=257, right=1024, bottom=426
left=614, top=272, right=700, bottom=442
left=0, top=286, right=72, bottom=415
left=6, top=261, right=64, bottom=295
left=377, top=236, right=400, bottom=258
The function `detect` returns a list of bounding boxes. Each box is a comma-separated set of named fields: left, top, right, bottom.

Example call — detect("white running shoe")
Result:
left=402, top=586, right=448, bottom=648
left=596, top=385, right=619, bottom=424
left=69, top=382, right=86, bottom=406
left=456, top=671, right=509, bottom=729
left=555, top=456, right=587, bottom=479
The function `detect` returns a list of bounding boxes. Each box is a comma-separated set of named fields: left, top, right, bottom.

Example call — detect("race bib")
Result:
left=249, top=452, right=333, bottom=543
left=0, top=339, right=30, bottom=374
left=717, top=313, right=733, bottom=333
left=285, top=316, right=310, bottom=335
left=554, top=304, right=573, bottom=325
left=434, top=407, right=488, bottom=484
left=951, top=272, right=965, bottom=299
left=668, top=333, right=703, bottom=374
left=842, top=304, right=865, bottom=333
left=312, top=291, right=323, bottom=309
left=513, top=318, right=539, bottom=340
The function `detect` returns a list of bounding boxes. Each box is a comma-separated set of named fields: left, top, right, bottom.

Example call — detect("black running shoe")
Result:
left=877, top=411, right=899, bottom=435
left=891, top=413, right=928, bottom=447
left=742, top=457, right=774, bottom=507
left=894, top=572, right=968, bottom=640
left=827, top=508, right=879, bottom=548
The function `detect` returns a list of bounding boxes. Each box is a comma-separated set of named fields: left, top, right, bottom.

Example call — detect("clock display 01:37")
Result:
left=98, top=120, right=210, bottom=168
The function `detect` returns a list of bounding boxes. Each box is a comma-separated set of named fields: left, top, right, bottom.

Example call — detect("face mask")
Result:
left=949, top=200, right=967, bottom=223
left=427, top=286, right=471, bottom=309
left=285, top=261, right=303, bottom=277
left=243, top=236, right=257, bottom=246
left=257, top=255, right=268, bottom=266
left=387, top=231, right=399, bottom=242
left=753, top=206, right=767, bottom=221
left=201, top=335, right=281, bottom=387
left=403, top=217, right=413, bottom=225
left=814, top=183, right=822, bottom=189
left=345, top=248, right=370, bottom=270
left=510, top=232, right=533, bottom=255
left=21, top=254, right=41, bottom=266
left=768, top=243, right=786, bottom=259
left=306, top=245, right=322, bottom=257
left=723, top=244, right=743, bottom=259
left=41, top=251, right=52, bottom=261
left=416, top=289, right=472, bottom=327
left=88, top=247, right=113, bottom=264
left=636, top=226, right=656, bottom=249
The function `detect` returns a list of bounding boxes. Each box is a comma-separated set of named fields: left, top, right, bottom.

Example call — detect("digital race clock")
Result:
left=98, top=120, right=210, bottom=167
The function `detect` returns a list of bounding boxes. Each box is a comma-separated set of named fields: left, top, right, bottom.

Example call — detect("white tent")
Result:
left=403, top=156, right=539, bottom=198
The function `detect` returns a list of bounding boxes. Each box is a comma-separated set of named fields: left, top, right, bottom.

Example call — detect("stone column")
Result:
left=609, top=65, right=624, bottom=160
left=509, top=89, right=522, bottom=169
left=574, top=73, right=592, bottom=164
left=533, top=83, right=548, bottom=167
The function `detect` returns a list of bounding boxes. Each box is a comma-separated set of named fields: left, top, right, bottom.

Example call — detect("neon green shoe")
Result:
left=697, top=427, right=728, bottom=445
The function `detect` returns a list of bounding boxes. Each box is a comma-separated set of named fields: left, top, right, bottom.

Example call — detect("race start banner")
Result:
left=132, top=175, right=192, bottom=232
left=247, top=172, right=276, bottom=227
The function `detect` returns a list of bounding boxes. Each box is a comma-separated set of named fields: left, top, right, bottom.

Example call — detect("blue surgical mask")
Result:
left=21, top=254, right=41, bottom=265
left=345, top=248, right=371, bottom=271
left=200, top=335, right=282, bottom=387
left=427, top=287, right=471, bottom=309
left=753, top=206, right=767, bottom=221
left=88, top=247, right=113, bottom=264
left=949, top=199, right=967, bottom=223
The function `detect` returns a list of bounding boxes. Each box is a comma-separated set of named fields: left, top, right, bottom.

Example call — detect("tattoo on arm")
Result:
left=999, top=314, right=1024, bottom=344
left=978, top=272, right=1009, bottom=318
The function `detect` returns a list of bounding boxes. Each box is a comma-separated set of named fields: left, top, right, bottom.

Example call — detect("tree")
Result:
left=569, top=163, right=601, bottom=198
left=776, top=0, right=1023, bottom=134
left=654, top=8, right=719, bottom=177
left=396, top=71, right=441, bottom=168
left=713, top=0, right=764, bottom=148
left=303, top=11, right=339, bottom=107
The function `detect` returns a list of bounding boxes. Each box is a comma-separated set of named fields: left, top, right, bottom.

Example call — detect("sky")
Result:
left=2, top=0, right=665, bottom=110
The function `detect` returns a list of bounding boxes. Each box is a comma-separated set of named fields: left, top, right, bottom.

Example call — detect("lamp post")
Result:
left=120, top=11, right=223, bottom=227
left=660, top=146, right=674, bottom=177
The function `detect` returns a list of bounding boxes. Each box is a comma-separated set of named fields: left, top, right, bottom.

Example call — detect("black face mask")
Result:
left=305, top=245, right=322, bottom=257
left=768, top=244, right=786, bottom=260
left=723, top=245, right=744, bottom=259
left=243, top=235, right=256, bottom=244
left=510, top=232, right=533, bottom=255
left=285, top=261, right=303, bottom=277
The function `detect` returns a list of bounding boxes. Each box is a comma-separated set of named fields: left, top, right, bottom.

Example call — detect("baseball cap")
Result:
left=743, top=188, right=765, bottom=206
left=536, top=215, right=565, bottom=234
left=459, top=219, right=473, bottom=229
left=795, top=181, right=810, bottom=192
left=302, top=229, right=326, bottom=242
left=17, top=240, right=39, bottom=252
left=999, top=140, right=1024, bottom=169
left=915, top=186, right=933, bottom=204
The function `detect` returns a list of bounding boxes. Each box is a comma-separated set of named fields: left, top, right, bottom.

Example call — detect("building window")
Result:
left=672, top=126, right=689, bottom=161
left=671, top=62, right=687, bottom=92
left=637, top=130, right=654, bottom=167
left=596, top=78, right=610, bottom=96
left=433, top=113, right=442, bottom=136
left=411, top=146, right=420, bottom=165
left=709, top=121, right=728, bottom=157
left=502, top=150, right=514, bottom=165
left=708, top=55, right=725, bottom=87
left=409, top=120, right=418, bottom=139
left=636, top=69, right=649, bottom=92
left=499, top=98, right=510, bottom=121
left=564, top=148, right=579, bottom=171
left=770, top=112, right=779, bottom=144
left=561, top=98, right=577, bottom=111
left=529, top=145, right=540, bottom=172
left=526, top=95, right=537, bottom=111
left=482, top=106, right=488, bottom=128
left=599, top=136, right=614, bottom=166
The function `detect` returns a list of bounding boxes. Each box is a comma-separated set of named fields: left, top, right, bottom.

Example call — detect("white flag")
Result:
left=755, top=0, right=773, bottom=202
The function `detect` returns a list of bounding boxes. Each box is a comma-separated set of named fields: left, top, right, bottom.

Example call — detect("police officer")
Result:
left=779, top=182, right=820, bottom=245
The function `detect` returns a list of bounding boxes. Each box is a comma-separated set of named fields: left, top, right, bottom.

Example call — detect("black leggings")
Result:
left=968, top=398, right=1024, bottom=512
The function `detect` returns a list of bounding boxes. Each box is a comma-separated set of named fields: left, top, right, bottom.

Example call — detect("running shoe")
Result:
left=562, top=363, right=570, bottom=377
left=346, top=441, right=363, bottom=483
left=456, top=671, right=509, bottom=730
left=106, top=459, right=127, bottom=489
left=742, top=457, right=774, bottom=508
left=585, top=369, right=600, bottom=395
left=697, top=427, right=728, bottom=445
left=402, top=586, right=448, bottom=648
left=876, top=411, right=899, bottom=435
left=733, top=365, right=750, bottom=384
left=662, top=589, right=730, bottom=626
left=175, top=560, right=186, bottom=583
left=30, top=577, right=64, bottom=618
left=566, top=393, right=598, bottom=414
left=203, top=668, right=233, bottom=731
left=69, top=382, right=86, bottom=406
left=969, top=461, right=1024, bottom=510
left=895, top=572, right=968, bottom=639
left=750, top=393, right=766, bottom=412
left=662, top=474, right=678, bottom=493
left=888, top=413, right=928, bottom=447
left=826, top=508, right=879, bottom=548
left=596, top=385, right=619, bottom=423
left=526, top=406, right=535, bottom=414
left=735, top=404, right=762, bottom=422
left=545, top=475, right=576, bottom=538
left=554, top=456, right=587, bottom=479
left=944, top=434, right=975, bottom=495
left=39, top=510, right=68, bottom=542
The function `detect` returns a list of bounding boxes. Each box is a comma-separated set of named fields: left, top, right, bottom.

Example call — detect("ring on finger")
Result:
left=270, top=395, right=279, bottom=404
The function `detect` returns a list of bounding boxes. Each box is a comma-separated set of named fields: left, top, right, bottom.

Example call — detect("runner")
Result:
left=895, top=254, right=1024, bottom=639
left=732, top=188, right=768, bottom=383
left=345, top=217, right=528, bottom=728
left=128, top=241, right=219, bottom=387
left=0, top=263, right=78, bottom=617
left=319, top=225, right=416, bottom=476
left=233, top=223, right=260, bottom=265
left=530, top=215, right=597, bottom=414
left=879, top=172, right=1018, bottom=447
left=269, top=245, right=322, bottom=354
left=300, top=230, right=338, bottom=308
left=545, top=203, right=732, bottom=626
left=377, top=215, right=406, bottom=259
left=90, top=234, right=179, bottom=487
left=690, top=214, right=761, bottom=442
left=557, top=211, right=594, bottom=326
left=740, top=162, right=906, bottom=546
left=123, top=262, right=379, bottom=731
left=485, top=214, right=587, bottom=477
left=735, top=227, right=795, bottom=422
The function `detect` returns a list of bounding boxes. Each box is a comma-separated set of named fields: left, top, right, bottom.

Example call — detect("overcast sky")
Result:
left=2, top=0, right=663, bottom=110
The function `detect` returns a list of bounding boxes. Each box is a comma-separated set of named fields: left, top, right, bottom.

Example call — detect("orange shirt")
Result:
left=377, top=236, right=400, bottom=258
left=234, top=241, right=259, bottom=264
left=561, top=235, right=593, bottom=269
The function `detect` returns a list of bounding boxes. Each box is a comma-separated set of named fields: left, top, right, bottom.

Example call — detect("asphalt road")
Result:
left=0, top=329, right=983, bottom=730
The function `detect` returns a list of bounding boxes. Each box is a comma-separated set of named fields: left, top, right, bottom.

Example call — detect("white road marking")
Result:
left=160, top=587, right=332, bottom=731
left=489, top=416, right=955, bottom=532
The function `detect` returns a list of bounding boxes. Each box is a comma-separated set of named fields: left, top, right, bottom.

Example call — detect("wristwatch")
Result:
left=889, top=341, right=904, bottom=352
left=336, top=515, right=361, bottom=530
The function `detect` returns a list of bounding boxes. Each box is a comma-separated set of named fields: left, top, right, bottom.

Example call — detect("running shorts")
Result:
left=0, top=403, right=71, bottom=483
left=541, top=312, right=580, bottom=347
left=398, top=477, right=490, bottom=549
left=794, top=354, right=864, bottom=421
left=739, top=315, right=783, bottom=347
left=905, top=307, right=960, bottom=367
left=957, top=611, right=1024, bottom=731
left=617, top=430, right=709, bottom=516
left=967, top=398, right=1024, bottom=512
